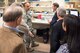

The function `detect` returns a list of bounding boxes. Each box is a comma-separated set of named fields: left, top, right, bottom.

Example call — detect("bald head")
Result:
left=3, top=6, right=23, bottom=22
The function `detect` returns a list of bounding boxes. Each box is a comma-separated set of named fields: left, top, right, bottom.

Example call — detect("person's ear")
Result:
left=62, top=22, right=66, bottom=31
left=16, top=16, right=22, bottom=25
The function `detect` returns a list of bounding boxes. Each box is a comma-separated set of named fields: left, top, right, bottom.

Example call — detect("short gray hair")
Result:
left=3, top=6, right=23, bottom=22
left=57, top=7, right=66, bottom=17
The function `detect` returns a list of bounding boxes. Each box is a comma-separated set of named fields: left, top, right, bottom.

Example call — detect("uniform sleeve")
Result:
left=21, top=19, right=29, bottom=30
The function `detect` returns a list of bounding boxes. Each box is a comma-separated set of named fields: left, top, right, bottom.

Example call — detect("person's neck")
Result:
left=53, top=10, right=56, bottom=12
left=24, top=9, right=28, bottom=12
left=4, top=22, right=17, bottom=28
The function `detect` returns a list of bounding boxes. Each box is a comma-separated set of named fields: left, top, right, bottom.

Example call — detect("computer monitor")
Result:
left=70, top=10, right=79, bottom=16
left=66, top=9, right=79, bottom=17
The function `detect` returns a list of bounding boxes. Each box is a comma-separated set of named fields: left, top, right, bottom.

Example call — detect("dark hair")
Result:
left=3, top=6, right=22, bottom=22
left=53, top=3, right=59, bottom=8
left=63, top=15, right=80, bottom=53
left=21, top=2, right=30, bottom=7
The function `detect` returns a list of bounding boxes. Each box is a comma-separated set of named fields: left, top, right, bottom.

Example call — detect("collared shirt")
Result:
left=3, top=24, right=22, bottom=33
left=56, top=43, right=69, bottom=53
left=3, top=24, right=25, bottom=37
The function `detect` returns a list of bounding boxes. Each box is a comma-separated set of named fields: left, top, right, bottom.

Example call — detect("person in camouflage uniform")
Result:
left=21, top=2, right=39, bottom=51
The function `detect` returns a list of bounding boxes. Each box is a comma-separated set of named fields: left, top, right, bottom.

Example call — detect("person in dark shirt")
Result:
left=50, top=7, right=66, bottom=53
left=56, top=15, right=80, bottom=53
left=36, top=3, right=59, bottom=43
left=50, top=3, right=59, bottom=28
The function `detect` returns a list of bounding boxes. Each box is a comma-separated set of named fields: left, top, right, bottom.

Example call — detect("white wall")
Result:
left=53, top=0, right=65, bottom=7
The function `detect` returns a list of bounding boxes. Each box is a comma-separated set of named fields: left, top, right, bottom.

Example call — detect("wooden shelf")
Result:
left=17, top=0, right=25, bottom=2
left=30, top=1, right=52, bottom=12
left=65, top=1, right=80, bottom=12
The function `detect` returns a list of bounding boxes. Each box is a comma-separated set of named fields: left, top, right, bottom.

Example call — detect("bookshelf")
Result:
left=30, top=1, right=52, bottom=12
left=65, top=1, right=80, bottom=12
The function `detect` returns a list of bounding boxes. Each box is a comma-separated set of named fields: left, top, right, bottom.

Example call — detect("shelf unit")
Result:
left=8, top=0, right=15, bottom=6
left=0, top=0, right=29, bottom=17
left=65, top=1, right=80, bottom=12
left=29, top=0, right=54, bottom=20
left=0, top=0, right=28, bottom=14
left=65, top=0, right=80, bottom=12
left=30, top=1, right=53, bottom=13
left=0, top=0, right=29, bottom=8
left=0, top=0, right=5, bottom=7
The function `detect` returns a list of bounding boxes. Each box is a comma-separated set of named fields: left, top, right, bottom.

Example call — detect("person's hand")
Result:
left=48, top=19, right=51, bottom=24
left=29, top=31, right=34, bottom=37
left=30, top=34, right=34, bottom=38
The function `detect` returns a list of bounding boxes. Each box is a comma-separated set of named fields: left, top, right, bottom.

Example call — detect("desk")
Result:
left=32, top=19, right=50, bottom=29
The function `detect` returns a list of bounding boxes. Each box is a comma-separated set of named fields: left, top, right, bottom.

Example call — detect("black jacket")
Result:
left=50, top=12, right=58, bottom=28
left=50, top=19, right=65, bottom=53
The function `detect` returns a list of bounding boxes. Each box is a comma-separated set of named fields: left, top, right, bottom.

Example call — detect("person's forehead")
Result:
left=25, top=3, right=30, bottom=6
